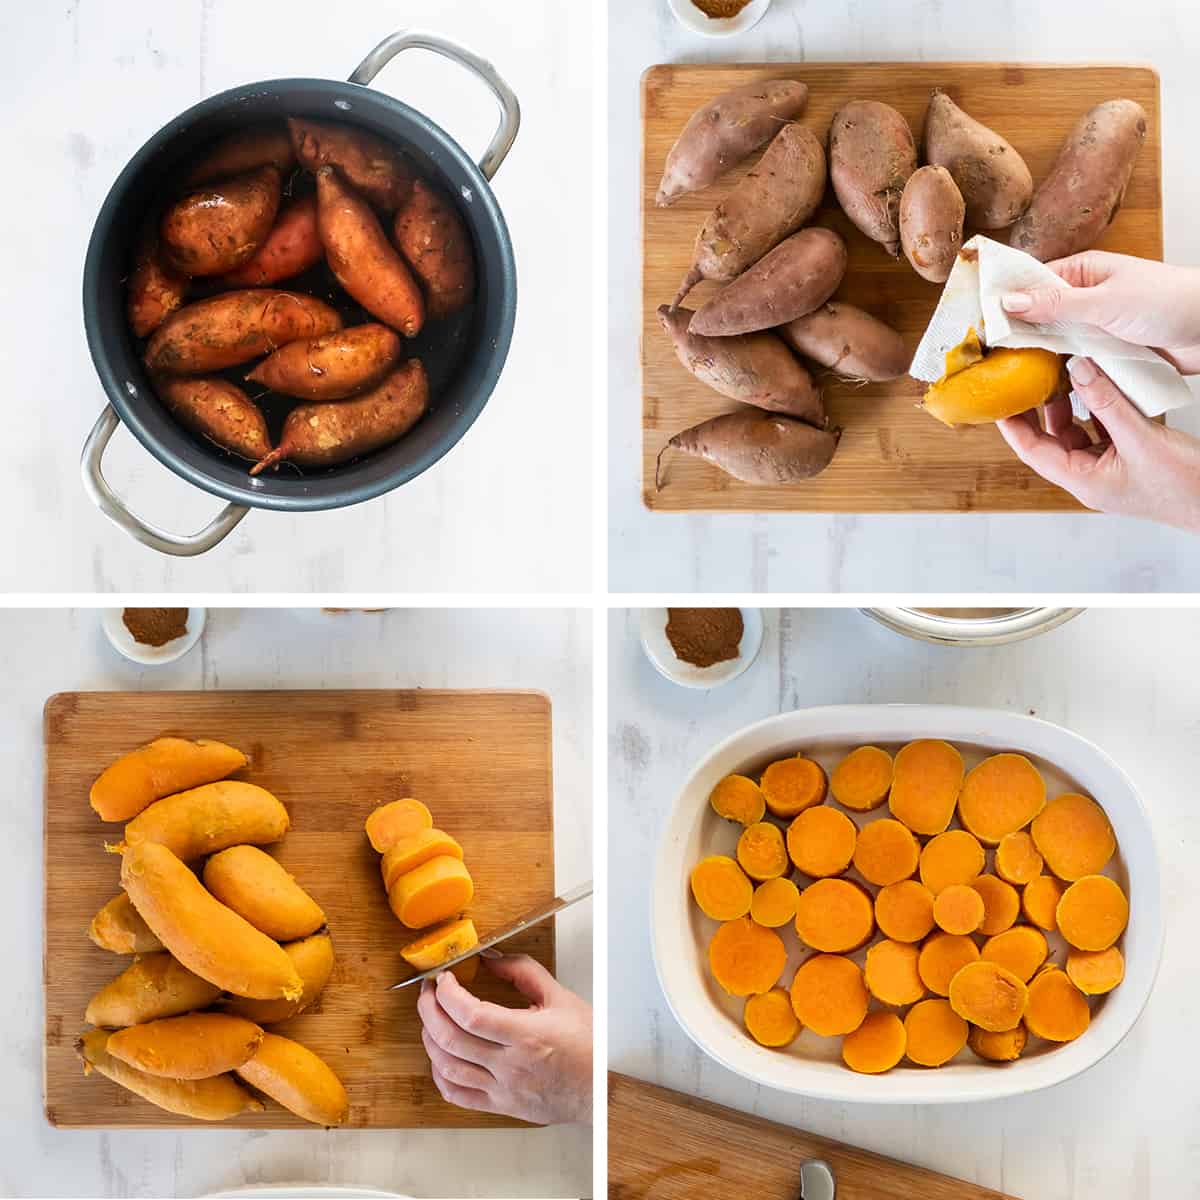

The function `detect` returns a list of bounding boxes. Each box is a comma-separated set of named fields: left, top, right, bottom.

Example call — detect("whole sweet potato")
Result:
left=900, top=165, right=965, bottom=284
left=250, top=359, right=429, bottom=475
left=690, top=227, right=847, bottom=337
left=392, top=179, right=476, bottom=319
left=829, top=100, right=917, bottom=256
left=246, top=323, right=403, bottom=401
left=156, top=377, right=272, bottom=461
left=185, top=123, right=296, bottom=187
left=657, top=410, right=840, bottom=487
left=656, top=79, right=810, bottom=207
left=161, top=165, right=281, bottom=277
left=289, top=118, right=413, bottom=211
left=674, top=123, right=827, bottom=305
left=778, top=302, right=909, bottom=382
left=659, top=305, right=824, bottom=424
left=127, top=220, right=188, bottom=338
left=145, top=290, right=342, bottom=374
left=1010, top=99, right=1147, bottom=262
left=923, top=90, right=1033, bottom=230
left=218, top=195, right=321, bottom=287
left=317, top=166, right=425, bottom=338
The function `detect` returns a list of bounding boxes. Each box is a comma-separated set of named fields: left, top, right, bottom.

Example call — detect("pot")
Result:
left=863, top=606, right=1085, bottom=647
left=81, top=30, right=520, bottom=556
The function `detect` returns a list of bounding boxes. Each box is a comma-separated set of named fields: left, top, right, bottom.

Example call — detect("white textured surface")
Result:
left=608, top=606, right=1200, bottom=1199
left=609, top=0, right=1200, bottom=592
left=0, top=0, right=591, bottom=593
left=0, top=608, right=592, bottom=1198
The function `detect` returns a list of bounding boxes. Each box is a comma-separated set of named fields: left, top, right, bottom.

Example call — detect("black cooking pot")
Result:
left=81, top=30, right=519, bottom=556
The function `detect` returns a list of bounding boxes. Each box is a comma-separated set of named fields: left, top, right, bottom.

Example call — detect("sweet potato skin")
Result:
left=155, top=377, right=272, bottom=462
left=779, top=302, right=910, bottom=382
left=658, top=305, right=824, bottom=422
left=656, top=79, right=810, bottom=206
left=829, top=100, right=917, bottom=256
left=900, top=165, right=965, bottom=284
left=185, top=123, right=296, bottom=187
left=289, top=117, right=414, bottom=211
left=246, top=323, right=403, bottom=401
left=145, top=290, right=342, bottom=375
left=392, top=179, right=477, bottom=320
left=690, top=228, right=848, bottom=337
left=218, top=195, right=322, bottom=287
left=1010, top=99, right=1147, bottom=262
left=128, top=221, right=188, bottom=338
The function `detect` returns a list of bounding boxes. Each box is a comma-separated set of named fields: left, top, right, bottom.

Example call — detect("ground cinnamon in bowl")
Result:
left=665, top=608, right=744, bottom=668
left=692, top=0, right=753, bottom=16
left=122, top=607, right=189, bottom=647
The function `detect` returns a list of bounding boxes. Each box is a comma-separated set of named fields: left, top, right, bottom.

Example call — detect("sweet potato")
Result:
left=156, top=378, right=272, bottom=462
left=786, top=805, right=856, bottom=878
left=186, top=123, right=296, bottom=187
left=108, top=1012, right=264, bottom=1079
left=709, top=775, right=767, bottom=825
left=218, top=195, right=322, bottom=287
left=289, top=117, right=414, bottom=211
left=829, top=100, right=917, bottom=256
left=246, top=323, right=403, bottom=401
left=656, top=80, right=810, bottom=206
left=1031, top=793, right=1116, bottom=881
left=919, top=830, right=985, bottom=896
left=1010, top=99, right=1148, bottom=262
left=888, top=739, right=963, bottom=835
left=128, top=220, right=188, bottom=338
left=121, top=842, right=304, bottom=1001
left=743, top=987, right=801, bottom=1047
left=971, top=874, right=1020, bottom=936
left=691, top=855, right=754, bottom=922
left=830, top=745, right=893, bottom=811
left=657, top=410, right=839, bottom=488
left=852, top=818, right=918, bottom=887
left=1023, top=967, right=1090, bottom=1042
left=958, top=753, right=1046, bottom=845
left=761, top=756, right=827, bottom=818
left=365, top=798, right=433, bottom=853
left=381, top=828, right=465, bottom=892
left=736, top=821, right=789, bottom=881
left=401, top=917, right=479, bottom=971
left=89, top=893, right=164, bottom=954
left=923, top=91, right=1033, bottom=230
left=1066, top=946, right=1125, bottom=996
left=85, top=952, right=222, bottom=1029
left=161, top=164, right=281, bottom=277
left=899, top=165, right=965, bottom=284
left=90, top=736, right=247, bottom=823
left=392, top=179, right=477, bottom=320
left=116, top=780, right=289, bottom=862
left=145, top=290, right=342, bottom=374
left=904, top=998, right=967, bottom=1067
left=388, top=855, right=474, bottom=929
left=316, top=165, right=424, bottom=337
left=689, top=228, right=847, bottom=337
left=923, top=346, right=1067, bottom=426
left=1022, top=874, right=1065, bottom=932
left=77, top=1028, right=262, bottom=1120
left=779, top=301, right=909, bottom=383
left=221, top=932, right=335, bottom=1025
left=237, top=1032, right=350, bottom=1126
left=674, top=123, right=827, bottom=304
left=995, top=830, right=1043, bottom=886
left=969, top=1022, right=1027, bottom=1063
left=918, top=932, right=979, bottom=996
left=981, top=927, right=1048, bottom=984
left=795, top=878, right=875, bottom=953
left=949, top=961, right=1027, bottom=1032
left=708, top=916, right=787, bottom=996
left=842, top=1010, right=906, bottom=1074
left=658, top=306, right=824, bottom=421
left=874, top=880, right=935, bottom=944
left=864, top=939, right=925, bottom=1006
left=250, top=359, right=428, bottom=475
left=750, top=877, right=801, bottom=928
left=1056, top=875, right=1128, bottom=951
left=789, top=953, right=868, bottom=1036
left=933, top=883, right=984, bottom=935
left=203, top=846, right=326, bottom=942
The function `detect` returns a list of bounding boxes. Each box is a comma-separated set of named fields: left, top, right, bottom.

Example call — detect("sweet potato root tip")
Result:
left=249, top=447, right=284, bottom=476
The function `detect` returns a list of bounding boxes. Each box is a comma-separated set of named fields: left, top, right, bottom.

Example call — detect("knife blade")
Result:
left=389, top=880, right=593, bottom=989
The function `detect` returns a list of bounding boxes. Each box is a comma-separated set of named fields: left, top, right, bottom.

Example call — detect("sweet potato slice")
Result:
left=708, top=916, right=787, bottom=997
left=971, top=874, right=1020, bottom=936
left=933, top=884, right=984, bottom=935
left=904, top=998, right=967, bottom=1067
left=365, top=798, right=433, bottom=853
left=736, top=821, right=789, bottom=881
left=1056, top=875, right=1128, bottom=951
left=761, top=757, right=827, bottom=818
left=401, top=917, right=479, bottom=971
left=957, top=753, right=1046, bottom=844
left=1066, top=946, right=1125, bottom=996
left=744, top=988, right=801, bottom=1047
left=852, top=818, right=918, bottom=886
left=919, top=830, right=985, bottom=895
left=690, top=855, right=754, bottom=921
left=388, top=856, right=474, bottom=930
left=1024, top=968, right=1090, bottom=1042
left=864, top=940, right=925, bottom=1007
left=830, top=746, right=894, bottom=811
left=874, top=880, right=935, bottom=944
left=888, top=740, right=963, bottom=835
left=1022, top=874, right=1065, bottom=932
left=795, top=879, right=874, bottom=953
left=709, top=775, right=766, bottom=825
left=980, top=927, right=1048, bottom=984
left=786, top=805, right=856, bottom=878
left=1031, top=793, right=1116, bottom=881
left=948, top=960, right=1028, bottom=1032
left=789, top=954, right=868, bottom=1036
left=995, top=831, right=1043, bottom=886
left=381, top=828, right=465, bottom=891
left=750, top=877, right=801, bottom=928
left=918, top=932, right=979, bottom=997
left=969, top=1023, right=1028, bottom=1063
left=842, top=1011, right=906, bottom=1074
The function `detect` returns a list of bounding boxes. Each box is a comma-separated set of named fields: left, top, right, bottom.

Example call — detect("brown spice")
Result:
left=122, top=607, right=189, bottom=647
left=666, top=608, right=744, bottom=668
left=692, top=0, right=752, bottom=17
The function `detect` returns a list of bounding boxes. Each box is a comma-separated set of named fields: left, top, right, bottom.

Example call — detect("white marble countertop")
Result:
left=0, top=0, right=591, bottom=593
left=608, top=606, right=1200, bottom=1199
left=0, top=607, right=592, bottom=1198
left=609, top=0, right=1200, bottom=591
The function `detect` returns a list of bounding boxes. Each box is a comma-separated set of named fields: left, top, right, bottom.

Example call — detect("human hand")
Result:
left=997, top=355, right=1200, bottom=531
left=417, top=954, right=593, bottom=1125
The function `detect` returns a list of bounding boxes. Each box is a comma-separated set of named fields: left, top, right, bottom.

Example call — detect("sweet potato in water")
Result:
left=289, top=117, right=414, bottom=211
left=236, top=1032, right=349, bottom=1126
left=365, top=798, right=433, bottom=853
left=156, top=378, right=272, bottom=462
left=161, top=164, right=282, bottom=277
left=108, top=1012, right=264, bottom=1079
left=250, top=359, right=429, bottom=476
left=393, top=179, right=477, bottom=320
left=222, top=932, right=335, bottom=1025
left=203, top=845, right=326, bottom=942
left=89, top=893, right=163, bottom=954
left=657, top=410, right=839, bottom=488
left=128, top=221, right=188, bottom=338
left=689, top=228, right=847, bottom=338
left=388, top=855, right=474, bottom=930
left=779, top=302, right=910, bottom=383
left=709, top=916, right=787, bottom=997
left=185, top=123, right=296, bottom=187
left=656, top=79, right=809, bottom=207
left=1010, top=99, right=1147, bottom=262
left=658, top=306, right=824, bottom=421
left=829, top=100, right=917, bottom=257
left=674, top=123, right=827, bottom=304
left=85, top=952, right=222, bottom=1029
left=899, top=165, right=965, bottom=284
left=219, top=195, right=322, bottom=287
left=923, top=347, right=1067, bottom=426
left=246, top=323, right=403, bottom=401
left=145, top=290, right=342, bottom=374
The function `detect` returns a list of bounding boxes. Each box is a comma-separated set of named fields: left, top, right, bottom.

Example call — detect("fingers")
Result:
left=1042, top=393, right=1076, bottom=439
left=483, top=953, right=562, bottom=1007
left=421, top=1028, right=496, bottom=1094
left=996, top=415, right=1077, bottom=489
left=432, top=969, right=522, bottom=1045
left=1000, top=280, right=1106, bottom=327
left=1066, top=357, right=1149, bottom=447
left=1043, top=250, right=1120, bottom=289
left=429, top=1065, right=501, bottom=1115
left=418, top=978, right=506, bottom=1065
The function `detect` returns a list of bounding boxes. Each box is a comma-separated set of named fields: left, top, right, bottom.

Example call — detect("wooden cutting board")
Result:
left=642, top=62, right=1162, bottom=512
left=608, top=1073, right=1017, bottom=1199
left=43, top=689, right=555, bottom=1129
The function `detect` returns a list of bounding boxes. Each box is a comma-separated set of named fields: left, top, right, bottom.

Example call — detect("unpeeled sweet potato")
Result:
left=156, top=378, right=272, bottom=462
left=778, top=302, right=909, bottom=382
left=185, top=123, right=296, bottom=187
left=246, top=323, right=403, bottom=401
left=899, top=165, right=965, bottom=284
left=289, top=117, right=414, bottom=210
left=218, top=195, right=322, bottom=287
left=392, top=179, right=477, bottom=320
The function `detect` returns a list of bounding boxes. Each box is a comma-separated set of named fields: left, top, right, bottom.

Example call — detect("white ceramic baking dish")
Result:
left=652, top=704, right=1162, bottom=1104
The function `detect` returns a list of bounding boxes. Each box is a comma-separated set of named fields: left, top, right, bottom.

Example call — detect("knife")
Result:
left=389, top=881, right=593, bottom=989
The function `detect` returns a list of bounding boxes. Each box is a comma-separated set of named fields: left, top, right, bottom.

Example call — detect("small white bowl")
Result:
left=667, top=0, right=771, bottom=37
left=640, top=607, right=763, bottom=689
left=102, top=607, right=206, bottom=666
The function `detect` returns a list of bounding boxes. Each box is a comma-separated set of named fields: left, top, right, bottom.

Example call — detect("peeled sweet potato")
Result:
left=221, top=932, right=335, bottom=1025
left=156, top=377, right=272, bottom=462
left=656, top=79, right=810, bottom=206
left=401, top=917, right=479, bottom=971
left=89, top=893, right=163, bottom=955
left=85, top=952, right=222, bottom=1029
left=218, top=195, right=322, bottom=287
left=236, top=1032, right=349, bottom=1127
left=246, top=323, right=403, bottom=401
left=289, top=117, right=414, bottom=211
left=107, top=1013, right=264, bottom=1079
left=185, top=123, right=296, bottom=187
left=381, top=828, right=465, bottom=892
left=922, top=347, right=1067, bottom=426
left=392, top=179, right=477, bottom=320
left=779, top=302, right=910, bottom=382
left=203, top=845, right=326, bottom=942
left=900, top=165, right=965, bottom=284
left=689, top=228, right=847, bottom=337
left=365, top=798, right=433, bottom=853
left=388, top=855, right=474, bottom=930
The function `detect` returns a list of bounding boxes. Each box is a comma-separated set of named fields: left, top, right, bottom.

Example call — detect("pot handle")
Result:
left=81, top=406, right=250, bottom=557
left=349, top=30, right=520, bottom=181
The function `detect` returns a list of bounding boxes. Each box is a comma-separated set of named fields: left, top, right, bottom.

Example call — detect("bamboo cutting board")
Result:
left=642, top=62, right=1162, bottom=512
left=608, top=1073, right=1018, bottom=1199
left=43, top=689, right=556, bottom=1129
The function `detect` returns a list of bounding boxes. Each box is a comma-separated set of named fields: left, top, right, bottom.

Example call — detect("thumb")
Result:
left=484, top=953, right=561, bottom=1006
left=1001, top=282, right=1106, bottom=327
left=1067, top=356, right=1150, bottom=448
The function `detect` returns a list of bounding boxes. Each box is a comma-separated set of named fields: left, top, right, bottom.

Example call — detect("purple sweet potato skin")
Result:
left=1009, top=99, right=1147, bottom=262
left=659, top=305, right=824, bottom=425
left=689, top=227, right=848, bottom=337
left=778, top=302, right=910, bottom=382
left=900, top=165, right=965, bottom=284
